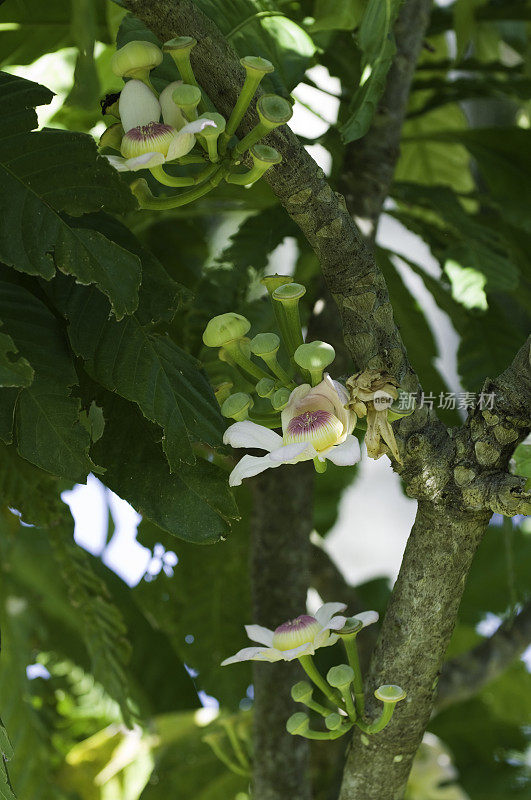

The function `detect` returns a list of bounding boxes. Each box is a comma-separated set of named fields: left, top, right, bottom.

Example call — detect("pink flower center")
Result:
left=283, top=409, right=343, bottom=453
left=272, top=614, right=322, bottom=651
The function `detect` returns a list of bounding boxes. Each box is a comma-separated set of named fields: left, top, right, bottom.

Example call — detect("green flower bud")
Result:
left=286, top=712, right=309, bottom=736
left=294, top=341, right=335, bottom=386
left=203, top=313, right=251, bottom=348
left=214, top=381, right=233, bottom=406
left=172, top=83, right=202, bottom=119
left=256, top=377, right=276, bottom=398
left=325, top=712, right=343, bottom=731
left=163, top=37, right=199, bottom=89
left=235, top=94, right=293, bottom=155
left=273, top=283, right=306, bottom=303
left=291, top=681, right=313, bottom=704
left=250, top=333, right=280, bottom=357
left=327, top=664, right=355, bottom=690
left=338, top=616, right=364, bottom=637
left=272, top=387, right=291, bottom=411
left=221, top=392, right=253, bottom=422
left=98, top=123, right=124, bottom=152
left=258, top=93, right=293, bottom=126
left=374, top=685, right=406, bottom=704
left=261, top=275, right=293, bottom=296
left=198, top=112, right=226, bottom=162
left=111, top=40, right=163, bottom=80
left=240, top=55, right=274, bottom=78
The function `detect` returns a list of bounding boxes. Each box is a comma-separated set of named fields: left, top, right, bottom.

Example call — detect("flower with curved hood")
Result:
left=105, top=79, right=215, bottom=172
left=223, top=374, right=360, bottom=486
left=221, top=604, right=378, bottom=665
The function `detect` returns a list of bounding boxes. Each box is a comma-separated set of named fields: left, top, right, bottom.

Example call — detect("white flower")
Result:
left=221, top=603, right=378, bottom=666
left=223, top=374, right=360, bottom=486
left=106, top=79, right=215, bottom=172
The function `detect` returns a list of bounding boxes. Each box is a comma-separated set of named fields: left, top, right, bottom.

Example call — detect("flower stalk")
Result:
left=339, top=622, right=366, bottom=717
left=130, top=164, right=227, bottom=209
left=272, top=283, right=306, bottom=362
left=150, top=161, right=219, bottom=187
left=298, top=654, right=345, bottom=710
left=234, top=94, right=292, bottom=155
left=220, top=56, right=274, bottom=155
left=355, top=685, right=406, bottom=734
left=226, top=144, right=282, bottom=185
left=249, top=333, right=294, bottom=387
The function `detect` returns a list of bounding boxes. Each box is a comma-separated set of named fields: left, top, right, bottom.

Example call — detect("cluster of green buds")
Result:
left=100, top=38, right=292, bottom=209
left=202, top=277, right=337, bottom=438
left=287, top=616, right=406, bottom=741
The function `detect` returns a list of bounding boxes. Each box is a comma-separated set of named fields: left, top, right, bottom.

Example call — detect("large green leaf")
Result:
left=340, top=0, right=403, bottom=143
left=0, top=0, right=110, bottom=67
left=0, top=72, right=140, bottom=319
left=91, top=392, right=239, bottom=544
left=0, top=279, right=94, bottom=481
left=311, top=0, right=364, bottom=31
left=218, top=204, right=300, bottom=274
left=0, top=443, right=66, bottom=525
left=49, top=278, right=224, bottom=468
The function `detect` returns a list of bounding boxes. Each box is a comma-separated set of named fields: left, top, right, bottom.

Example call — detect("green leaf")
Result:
left=512, top=442, right=531, bottom=482
left=91, top=392, right=239, bottom=544
left=396, top=104, right=473, bottom=192
left=218, top=204, right=300, bottom=273
left=311, top=0, right=364, bottom=32
left=0, top=72, right=140, bottom=319
left=50, top=279, right=224, bottom=468
left=459, top=520, right=531, bottom=625
left=0, top=442, right=66, bottom=525
left=0, top=389, right=19, bottom=445
left=49, top=525, right=134, bottom=726
left=444, top=260, right=487, bottom=311
left=340, top=0, right=403, bottom=143
left=0, top=279, right=94, bottom=482
left=0, top=324, right=33, bottom=388
left=0, top=0, right=110, bottom=67
left=135, top=503, right=251, bottom=705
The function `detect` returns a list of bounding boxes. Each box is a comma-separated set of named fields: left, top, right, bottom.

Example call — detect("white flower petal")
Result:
left=181, top=118, right=217, bottom=136
left=353, top=610, right=379, bottom=628
left=119, top=79, right=161, bottom=132
left=331, top=378, right=349, bottom=407
left=325, top=435, right=361, bottom=466
left=245, top=624, right=275, bottom=647
left=269, top=442, right=312, bottom=464
left=228, top=454, right=280, bottom=487
left=105, top=155, right=129, bottom=172
left=315, top=602, right=347, bottom=626
left=223, top=421, right=283, bottom=452
left=326, top=615, right=348, bottom=631
left=166, top=119, right=217, bottom=162
left=124, top=151, right=166, bottom=171
left=159, top=80, right=186, bottom=129
left=279, top=642, right=314, bottom=660
left=221, top=645, right=286, bottom=665
left=320, top=632, right=340, bottom=648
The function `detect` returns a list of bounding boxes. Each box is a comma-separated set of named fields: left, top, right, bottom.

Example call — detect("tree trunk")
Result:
left=250, top=462, right=314, bottom=800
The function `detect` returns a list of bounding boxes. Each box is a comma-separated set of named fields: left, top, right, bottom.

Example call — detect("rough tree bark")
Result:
left=121, top=3, right=531, bottom=797
left=250, top=464, right=314, bottom=800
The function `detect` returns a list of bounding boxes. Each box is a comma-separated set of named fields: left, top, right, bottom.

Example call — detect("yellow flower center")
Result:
left=272, top=615, right=323, bottom=651
left=121, top=122, right=176, bottom=159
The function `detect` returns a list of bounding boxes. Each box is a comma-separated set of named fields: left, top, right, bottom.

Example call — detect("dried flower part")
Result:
left=347, top=370, right=401, bottom=463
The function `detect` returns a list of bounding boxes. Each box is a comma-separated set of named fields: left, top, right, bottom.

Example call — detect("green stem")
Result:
left=355, top=703, right=394, bottom=735
left=220, top=720, right=249, bottom=770
left=224, top=341, right=272, bottom=382
left=225, top=163, right=268, bottom=185
left=343, top=635, right=365, bottom=717
left=177, top=152, right=207, bottom=165
left=340, top=688, right=357, bottom=722
left=259, top=354, right=294, bottom=387
left=220, top=73, right=262, bottom=154
left=132, top=165, right=225, bottom=209
left=204, top=737, right=250, bottom=776
left=235, top=121, right=272, bottom=155
left=150, top=162, right=218, bottom=187
left=302, top=696, right=335, bottom=717
left=298, top=655, right=345, bottom=710
left=299, top=725, right=351, bottom=741
left=273, top=299, right=304, bottom=361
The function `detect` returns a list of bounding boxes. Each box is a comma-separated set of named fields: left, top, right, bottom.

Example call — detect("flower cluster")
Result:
left=100, top=39, right=292, bottom=209
left=202, top=276, right=410, bottom=485
left=222, top=602, right=406, bottom=741
left=202, top=277, right=363, bottom=486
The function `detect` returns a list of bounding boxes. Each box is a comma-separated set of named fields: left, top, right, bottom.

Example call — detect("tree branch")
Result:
left=436, top=600, right=531, bottom=712
left=340, top=0, right=433, bottom=223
